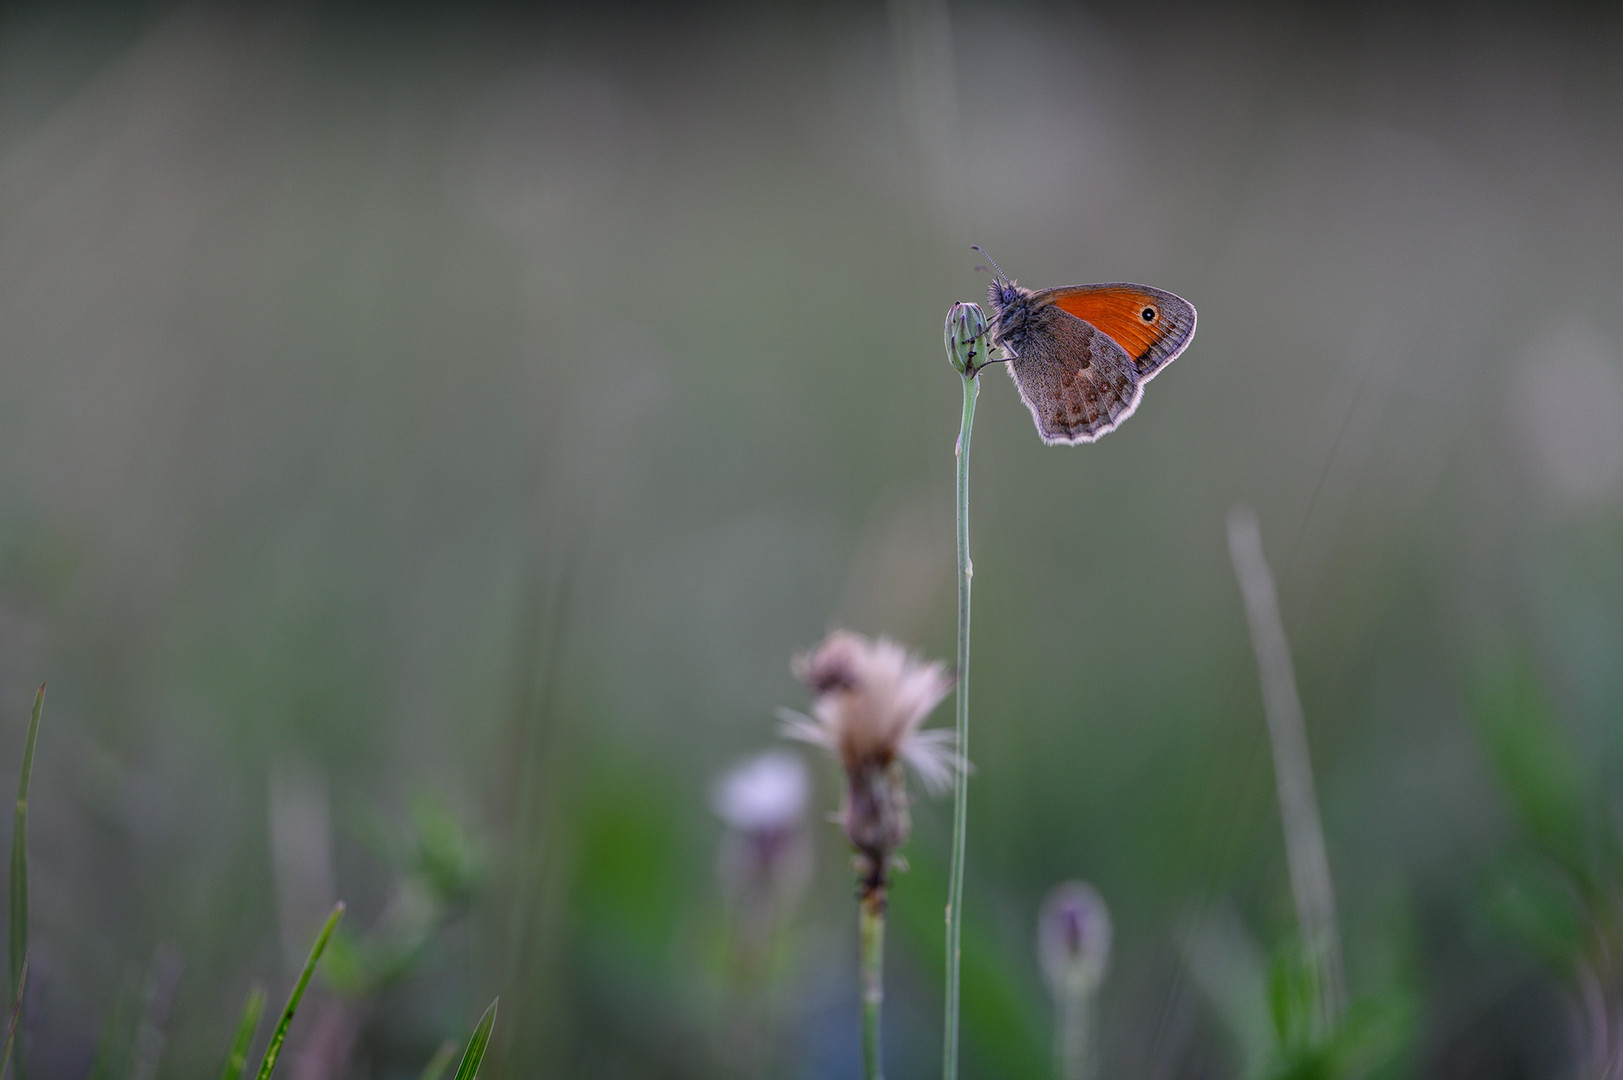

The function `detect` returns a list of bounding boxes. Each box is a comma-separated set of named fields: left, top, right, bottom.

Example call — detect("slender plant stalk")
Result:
left=1226, top=508, right=1345, bottom=1031
left=218, top=986, right=266, bottom=1080
left=1054, top=988, right=1093, bottom=1080
left=860, top=899, right=887, bottom=1080
left=451, top=998, right=498, bottom=1080
left=8, top=684, right=43, bottom=1080
left=255, top=902, right=344, bottom=1080
left=943, top=365, right=979, bottom=1080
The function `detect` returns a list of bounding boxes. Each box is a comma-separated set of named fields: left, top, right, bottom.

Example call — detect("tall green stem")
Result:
left=860, top=899, right=886, bottom=1080
left=943, top=368, right=978, bottom=1080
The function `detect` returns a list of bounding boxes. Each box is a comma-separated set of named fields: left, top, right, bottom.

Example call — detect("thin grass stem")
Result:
left=0, top=953, right=25, bottom=1080
left=943, top=365, right=979, bottom=1080
left=860, top=899, right=887, bottom=1080
left=254, top=901, right=344, bottom=1080
left=1226, top=507, right=1345, bottom=1030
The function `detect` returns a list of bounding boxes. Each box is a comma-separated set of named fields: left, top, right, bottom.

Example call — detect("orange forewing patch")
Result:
left=1047, top=286, right=1173, bottom=363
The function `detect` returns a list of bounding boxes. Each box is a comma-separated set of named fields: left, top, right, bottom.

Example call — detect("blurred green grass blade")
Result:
left=7, top=684, right=43, bottom=1080
left=1471, top=659, right=1587, bottom=862
left=10, top=685, right=44, bottom=1011
left=219, top=986, right=266, bottom=1080
left=1, top=951, right=26, bottom=1080
left=87, top=977, right=136, bottom=1080
left=451, top=999, right=498, bottom=1080
left=416, top=1039, right=457, bottom=1080
left=254, top=902, right=344, bottom=1080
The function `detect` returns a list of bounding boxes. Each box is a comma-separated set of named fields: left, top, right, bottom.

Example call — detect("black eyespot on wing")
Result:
left=1140, top=306, right=1157, bottom=322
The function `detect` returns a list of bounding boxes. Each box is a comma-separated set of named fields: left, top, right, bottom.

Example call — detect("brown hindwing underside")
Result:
left=1004, top=303, right=1145, bottom=444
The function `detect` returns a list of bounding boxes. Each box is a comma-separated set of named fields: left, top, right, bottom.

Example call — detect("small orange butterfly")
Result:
left=977, top=247, right=1196, bottom=444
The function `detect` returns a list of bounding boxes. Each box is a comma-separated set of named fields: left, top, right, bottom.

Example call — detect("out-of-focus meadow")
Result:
left=1, top=2, right=1621, bottom=1077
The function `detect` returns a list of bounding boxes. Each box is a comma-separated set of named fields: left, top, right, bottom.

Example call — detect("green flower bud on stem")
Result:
left=944, top=301, right=991, bottom=376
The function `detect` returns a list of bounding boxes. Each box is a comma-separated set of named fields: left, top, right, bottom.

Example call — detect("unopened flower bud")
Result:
left=944, top=301, right=990, bottom=376
left=713, top=752, right=811, bottom=930
left=1038, top=881, right=1112, bottom=997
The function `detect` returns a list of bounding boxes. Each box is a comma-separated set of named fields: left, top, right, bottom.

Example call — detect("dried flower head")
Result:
left=781, top=630, right=961, bottom=904
left=1038, top=881, right=1112, bottom=997
left=784, top=630, right=960, bottom=792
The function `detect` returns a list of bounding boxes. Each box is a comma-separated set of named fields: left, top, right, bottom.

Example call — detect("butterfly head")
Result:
left=971, top=245, right=1025, bottom=317
left=987, top=278, right=1025, bottom=314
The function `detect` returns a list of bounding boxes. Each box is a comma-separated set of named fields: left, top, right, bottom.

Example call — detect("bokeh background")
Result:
left=1, top=2, right=1621, bottom=1077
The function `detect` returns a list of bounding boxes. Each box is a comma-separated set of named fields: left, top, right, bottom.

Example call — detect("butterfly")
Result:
left=977, top=248, right=1196, bottom=444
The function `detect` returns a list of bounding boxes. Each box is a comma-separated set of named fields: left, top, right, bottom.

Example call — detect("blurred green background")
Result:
left=1, top=2, right=1621, bottom=1077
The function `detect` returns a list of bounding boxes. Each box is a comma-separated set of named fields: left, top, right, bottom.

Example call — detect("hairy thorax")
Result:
left=987, top=281, right=1037, bottom=356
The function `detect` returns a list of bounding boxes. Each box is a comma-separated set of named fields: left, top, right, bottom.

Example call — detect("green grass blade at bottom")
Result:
left=254, top=902, right=344, bottom=1080
left=87, top=978, right=137, bottom=1080
left=219, top=986, right=266, bottom=1080
left=10, top=686, right=44, bottom=1005
left=8, top=684, right=44, bottom=1080
left=451, top=999, right=498, bottom=1080
left=0, top=952, right=26, bottom=1080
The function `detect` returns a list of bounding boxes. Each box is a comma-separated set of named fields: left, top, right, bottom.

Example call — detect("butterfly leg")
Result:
left=962, top=336, right=1009, bottom=375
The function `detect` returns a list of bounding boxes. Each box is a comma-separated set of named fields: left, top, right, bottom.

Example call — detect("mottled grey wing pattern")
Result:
left=1005, top=304, right=1145, bottom=444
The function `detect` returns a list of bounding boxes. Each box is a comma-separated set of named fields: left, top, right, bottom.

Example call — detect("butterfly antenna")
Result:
left=970, top=245, right=1008, bottom=283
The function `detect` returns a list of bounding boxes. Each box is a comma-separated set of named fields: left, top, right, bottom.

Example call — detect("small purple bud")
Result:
left=1038, top=881, right=1112, bottom=996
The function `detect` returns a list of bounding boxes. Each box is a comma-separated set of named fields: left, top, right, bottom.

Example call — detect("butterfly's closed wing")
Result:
left=985, top=268, right=1196, bottom=445
left=1043, top=283, right=1196, bottom=379
left=998, top=299, right=1146, bottom=444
